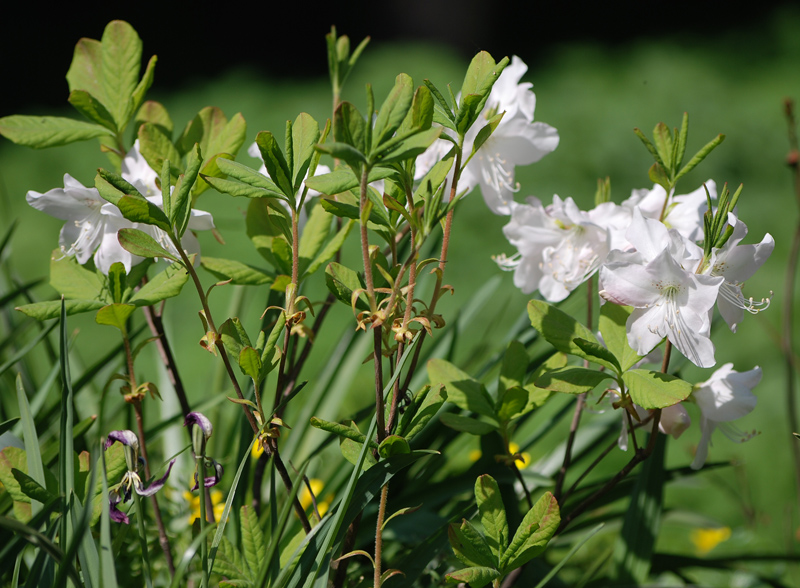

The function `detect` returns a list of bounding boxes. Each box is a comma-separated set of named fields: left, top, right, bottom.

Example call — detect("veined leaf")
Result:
left=445, top=566, right=500, bottom=588
left=68, top=90, right=117, bottom=132
left=599, top=304, right=644, bottom=372
left=16, top=299, right=105, bottom=320
left=101, top=20, right=142, bottom=130
left=534, top=366, right=614, bottom=394
left=527, top=299, right=601, bottom=362
left=200, top=257, right=273, bottom=286
left=475, top=475, right=508, bottom=562
left=304, top=167, right=394, bottom=197
left=0, top=115, right=111, bottom=148
left=240, top=504, right=266, bottom=578
left=427, top=358, right=495, bottom=419
left=117, top=228, right=177, bottom=261
left=128, top=262, right=189, bottom=306
left=623, top=370, right=693, bottom=409
left=66, top=37, right=105, bottom=102
left=448, top=519, right=497, bottom=568
left=95, top=303, right=136, bottom=334
left=500, top=491, right=560, bottom=573
left=49, top=251, right=104, bottom=301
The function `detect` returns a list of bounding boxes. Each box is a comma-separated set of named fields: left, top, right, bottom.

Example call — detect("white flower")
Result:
left=122, top=139, right=159, bottom=197
left=413, top=56, right=559, bottom=215
left=497, top=195, right=608, bottom=301
left=703, top=213, right=773, bottom=332
left=26, top=174, right=107, bottom=264
left=690, top=363, right=760, bottom=469
left=599, top=209, right=723, bottom=368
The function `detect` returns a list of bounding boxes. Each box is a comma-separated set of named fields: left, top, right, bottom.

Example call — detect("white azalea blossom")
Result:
left=28, top=141, right=215, bottom=275
left=690, top=363, right=760, bottom=469
left=497, top=195, right=609, bottom=301
left=26, top=174, right=107, bottom=264
left=702, top=213, right=774, bottom=332
left=414, top=56, right=559, bottom=215
left=599, top=209, right=723, bottom=368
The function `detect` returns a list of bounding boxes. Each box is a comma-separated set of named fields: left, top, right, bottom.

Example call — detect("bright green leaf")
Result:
left=95, top=303, right=136, bottom=334
left=128, top=262, right=189, bottom=306
left=527, top=299, right=601, bottom=361
left=448, top=519, right=497, bottom=568
left=427, top=358, right=495, bottom=419
left=623, top=369, right=693, bottom=409
left=500, top=491, right=560, bottom=573
left=439, top=413, right=497, bottom=435
left=117, top=228, right=177, bottom=261
left=475, top=475, right=509, bottom=562
left=0, top=115, right=112, bottom=148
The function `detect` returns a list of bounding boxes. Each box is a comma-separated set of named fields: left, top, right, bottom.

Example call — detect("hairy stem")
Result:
left=374, top=484, right=389, bottom=588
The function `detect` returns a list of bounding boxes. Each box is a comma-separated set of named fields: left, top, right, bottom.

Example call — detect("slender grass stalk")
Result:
left=133, top=492, right=154, bottom=588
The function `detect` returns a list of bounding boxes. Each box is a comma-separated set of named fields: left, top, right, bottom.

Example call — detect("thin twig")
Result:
left=141, top=303, right=191, bottom=417
left=554, top=393, right=585, bottom=502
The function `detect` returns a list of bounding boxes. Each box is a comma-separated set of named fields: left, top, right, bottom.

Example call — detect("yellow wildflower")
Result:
left=251, top=439, right=265, bottom=460
left=184, top=489, right=225, bottom=524
left=299, top=478, right=332, bottom=517
left=509, top=442, right=531, bottom=469
left=690, top=527, right=731, bottom=555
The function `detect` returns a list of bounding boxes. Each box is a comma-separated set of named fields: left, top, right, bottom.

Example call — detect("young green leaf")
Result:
left=291, top=113, right=321, bottom=192
left=598, top=303, right=645, bottom=372
left=255, top=130, right=294, bottom=200
left=49, top=252, right=104, bottom=301
left=527, top=300, right=601, bottom=361
left=101, top=20, right=142, bottom=130
left=95, top=303, right=136, bottom=334
left=573, top=338, right=621, bottom=373
left=475, top=475, right=509, bottom=562
left=378, top=435, right=411, bottom=459
left=372, top=73, right=414, bottom=151
left=200, top=257, right=273, bottom=286
left=445, top=566, right=500, bottom=588
left=67, top=90, right=117, bottom=132
left=66, top=38, right=106, bottom=101
left=534, top=366, right=614, bottom=394
left=448, top=519, right=497, bottom=568
left=0, top=115, right=112, bottom=148
left=499, top=340, right=529, bottom=396
left=128, top=262, right=189, bottom=306
left=623, top=369, right=693, bottom=409
left=496, top=387, right=528, bottom=422
left=117, top=228, right=178, bottom=261
left=499, top=491, right=560, bottom=573
left=427, top=358, right=496, bottom=419
left=439, top=413, right=498, bottom=435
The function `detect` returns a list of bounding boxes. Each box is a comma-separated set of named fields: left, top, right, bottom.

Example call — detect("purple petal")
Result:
left=137, top=459, right=175, bottom=497
left=184, top=412, right=213, bottom=439
left=108, top=491, right=130, bottom=524
left=104, top=430, right=139, bottom=450
left=191, top=460, right=224, bottom=490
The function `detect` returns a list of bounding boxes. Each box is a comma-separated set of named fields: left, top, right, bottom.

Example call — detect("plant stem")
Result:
left=783, top=98, right=800, bottom=508
left=359, top=166, right=376, bottom=306
left=373, top=484, right=389, bottom=588
left=198, top=455, right=209, bottom=588
left=132, top=399, right=175, bottom=575
left=133, top=492, right=155, bottom=588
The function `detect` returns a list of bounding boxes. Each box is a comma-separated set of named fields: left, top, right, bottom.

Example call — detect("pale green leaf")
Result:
left=0, top=115, right=111, bottom=148
left=49, top=251, right=104, bottom=301
left=623, top=369, right=693, bottom=409
left=200, top=257, right=273, bottom=286
left=500, top=491, right=560, bottom=573
left=101, top=20, right=142, bottom=129
left=128, top=262, right=189, bottom=306
left=534, top=367, right=614, bottom=394
left=95, top=303, right=136, bottom=334
left=427, top=358, right=495, bottom=419
left=440, top=412, right=497, bottom=435
left=475, top=475, right=508, bottom=562
left=448, top=519, right=497, bottom=568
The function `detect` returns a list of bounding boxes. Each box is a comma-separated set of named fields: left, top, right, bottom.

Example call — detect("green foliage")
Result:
left=446, top=475, right=560, bottom=586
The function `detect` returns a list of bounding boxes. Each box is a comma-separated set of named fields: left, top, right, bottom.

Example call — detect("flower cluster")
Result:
left=26, top=142, right=215, bottom=274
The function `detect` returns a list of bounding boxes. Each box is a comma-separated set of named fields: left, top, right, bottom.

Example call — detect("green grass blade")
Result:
left=58, top=300, right=75, bottom=561
left=0, top=321, right=57, bottom=379
left=16, top=375, right=46, bottom=516
left=532, top=523, right=604, bottom=588
left=99, top=451, right=119, bottom=588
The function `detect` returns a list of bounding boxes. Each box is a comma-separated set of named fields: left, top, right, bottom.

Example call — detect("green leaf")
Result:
left=107, top=262, right=126, bottom=303
left=445, top=566, right=500, bottom=588
left=302, top=218, right=355, bottom=279
left=378, top=435, right=411, bottom=459
left=95, top=303, right=136, bottom=334
left=599, top=304, right=644, bottom=372
left=135, top=100, right=173, bottom=138
left=240, top=504, right=265, bottom=578
left=238, top=347, right=262, bottom=382
left=448, top=519, right=497, bottom=568
left=309, top=417, right=379, bottom=449
left=427, top=358, right=496, bottom=419
left=397, top=84, right=434, bottom=136
left=304, top=167, right=394, bottom=197
left=573, top=338, right=621, bottom=373
left=49, top=252, right=104, bottom=301
left=475, top=475, right=508, bottom=562
left=472, top=111, right=505, bottom=156
left=67, top=37, right=106, bottom=102
left=325, top=262, right=368, bottom=310
left=212, top=535, right=252, bottom=583
left=315, top=141, right=367, bottom=167
left=219, top=317, right=253, bottom=360
left=291, top=113, right=320, bottom=192
left=496, top=387, right=528, bottom=422
left=456, top=52, right=509, bottom=134
left=648, top=162, right=671, bottom=191
left=439, top=413, right=497, bottom=435
left=0, top=115, right=111, bottom=148
left=623, top=369, right=693, bottom=409
left=534, top=366, right=614, bottom=394
left=128, top=262, right=189, bottom=306
left=171, top=143, right=203, bottom=236
left=117, top=194, right=172, bottom=231
left=674, top=133, right=726, bottom=182
left=68, top=90, right=117, bottom=132
left=200, top=257, right=273, bottom=286
left=95, top=168, right=143, bottom=205
left=500, top=491, right=560, bottom=573
left=130, top=55, right=157, bottom=118
left=117, top=228, right=178, bottom=261
left=652, top=122, right=674, bottom=173
left=499, top=340, right=528, bottom=396
left=255, top=130, right=293, bottom=200
left=138, top=122, right=182, bottom=179
left=214, top=158, right=284, bottom=195
left=340, top=438, right=378, bottom=470
left=12, top=469, right=54, bottom=504
left=374, top=126, right=442, bottom=164
left=527, top=299, right=602, bottom=362
left=16, top=299, right=105, bottom=320
left=101, top=20, right=142, bottom=130
left=333, top=101, right=367, bottom=154
left=398, top=385, right=447, bottom=439
left=371, top=73, right=414, bottom=151
left=298, top=203, right=333, bottom=268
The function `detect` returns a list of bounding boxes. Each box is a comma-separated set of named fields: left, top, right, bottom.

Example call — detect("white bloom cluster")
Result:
left=26, top=141, right=215, bottom=274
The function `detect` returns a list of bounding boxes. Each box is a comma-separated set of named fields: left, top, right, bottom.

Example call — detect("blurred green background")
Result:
left=2, top=5, right=800, bottom=583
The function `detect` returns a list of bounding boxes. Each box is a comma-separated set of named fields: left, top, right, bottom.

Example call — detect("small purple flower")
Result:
left=191, top=459, right=224, bottom=490
left=104, top=430, right=174, bottom=524
left=184, top=412, right=213, bottom=443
